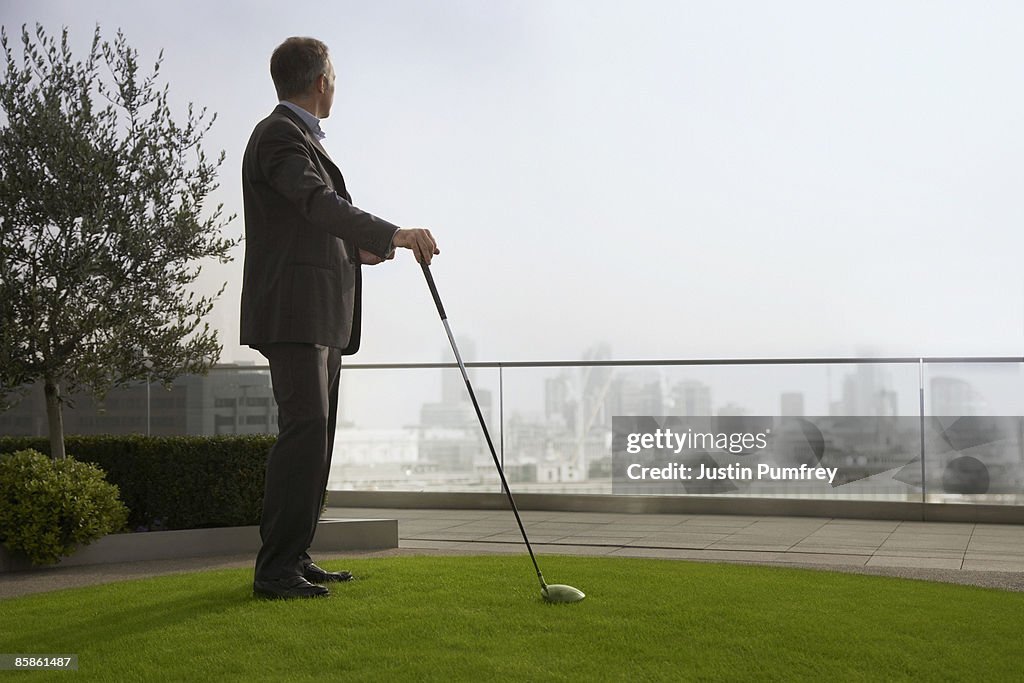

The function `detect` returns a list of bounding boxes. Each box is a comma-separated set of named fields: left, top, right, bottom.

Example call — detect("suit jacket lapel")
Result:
left=307, top=133, right=333, bottom=167
left=273, top=104, right=350, bottom=201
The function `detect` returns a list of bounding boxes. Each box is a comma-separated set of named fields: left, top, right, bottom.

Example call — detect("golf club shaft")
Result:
left=421, top=264, right=547, bottom=590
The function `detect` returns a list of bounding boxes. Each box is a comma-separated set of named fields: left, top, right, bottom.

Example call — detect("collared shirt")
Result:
left=279, top=100, right=326, bottom=140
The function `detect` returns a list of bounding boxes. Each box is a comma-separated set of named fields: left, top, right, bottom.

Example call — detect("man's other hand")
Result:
left=392, top=228, right=440, bottom=265
left=359, top=249, right=388, bottom=265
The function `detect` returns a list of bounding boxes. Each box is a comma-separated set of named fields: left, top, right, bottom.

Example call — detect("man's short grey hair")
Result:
left=270, top=37, right=331, bottom=100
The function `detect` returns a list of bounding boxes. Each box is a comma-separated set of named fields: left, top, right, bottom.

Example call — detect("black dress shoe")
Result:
left=303, top=562, right=354, bottom=583
left=253, top=575, right=330, bottom=600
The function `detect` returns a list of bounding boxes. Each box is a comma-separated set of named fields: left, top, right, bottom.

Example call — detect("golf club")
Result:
left=421, top=263, right=586, bottom=604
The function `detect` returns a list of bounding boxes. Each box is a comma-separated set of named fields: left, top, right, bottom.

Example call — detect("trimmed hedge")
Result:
left=0, top=435, right=274, bottom=531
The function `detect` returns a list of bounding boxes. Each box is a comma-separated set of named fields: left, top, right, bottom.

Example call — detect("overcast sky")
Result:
left=3, top=0, right=1023, bottom=369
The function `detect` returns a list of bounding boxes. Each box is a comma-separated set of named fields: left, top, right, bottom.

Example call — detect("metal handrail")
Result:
left=214, top=356, right=1024, bottom=371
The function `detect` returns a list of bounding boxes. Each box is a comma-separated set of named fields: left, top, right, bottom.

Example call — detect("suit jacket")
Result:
left=239, top=105, right=399, bottom=352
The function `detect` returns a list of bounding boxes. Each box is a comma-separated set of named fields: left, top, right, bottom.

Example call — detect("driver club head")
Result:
left=542, top=583, right=586, bottom=604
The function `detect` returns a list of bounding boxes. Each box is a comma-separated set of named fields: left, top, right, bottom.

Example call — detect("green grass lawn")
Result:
left=2, top=555, right=1022, bottom=682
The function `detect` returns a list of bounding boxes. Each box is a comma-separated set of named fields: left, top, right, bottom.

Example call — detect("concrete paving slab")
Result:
left=444, top=519, right=520, bottom=527
left=609, top=547, right=744, bottom=561
left=878, top=538, right=970, bottom=550
left=965, top=541, right=1024, bottom=553
left=516, top=512, right=566, bottom=521
left=634, top=532, right=729, bottom=544
left=527, top=522, right=609, bottom=533
left=747, top=519, right=829, bottom=529
left=968, top=534, right=1024, bottom=543
left=789, top=543, right=888, bottom=555
left=671, top=528, right=761, bottom=536
left=823, top=520, right=902, bottom=531
left=706, top=542, right=797, bottom=552
left=554, top=536, right=638, bottom=546
left=399, top=540, right=466, bottom=549
left=963, top=551, right=1024, bottom=561
left=475, top=533, right=569, bottom=543
left=540, top=513, right=640, bottom=524
left=795, top=537, right=888, bottom=549
left=894, top=522, right=976, bottom=534
left=403, top=531, right=496, bottom=541
left=962, top=559, right=1024, bottom=572
left=969, top=525, right=1024, bottom=537
left=772, top=552, right=872, bottom=566
left=804, top=528, right=892, bottom=539
left=532, top=544, right=619, bottom=556
left=715, top=534, right=807, bottom=544
left=871, top=549, right=964, bottom=560
left=677, top=516, right=760, bottom=527
left=623, top=537, right=715, bottom=549
left=445, top=542, right=524, bottom=554
left=563, top=528, right=657, bottom=538
left=867, top=556, right=963, bottom=570
left=617, top=514, right=701, bottom=524
left=596, top=523, right=693, bottom=533
left=397, top=522, right=478, bottom=532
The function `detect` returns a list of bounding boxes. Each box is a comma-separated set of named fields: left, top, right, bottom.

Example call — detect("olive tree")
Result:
left=0, top=25, right=236, bottom=458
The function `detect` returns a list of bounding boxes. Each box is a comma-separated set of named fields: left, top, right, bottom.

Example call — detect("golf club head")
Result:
left=542, top=583, right=586, bottom=604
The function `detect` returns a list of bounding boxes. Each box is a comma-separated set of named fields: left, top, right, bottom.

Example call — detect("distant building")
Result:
left=930, top=377, right=988, bottom=416
left=332, top=428, right=419, bottom=466
left=417, top=426, right=484, bottom=472
left=537, top=462, right=586, bottom=483
left=837, top=364, right=899, bottom=416
left=717, top=402, right=748, bottom=417
left=670, top=379, right=712, bottom=416
left=0, top=365, right=276, bottom=437
left=607, top=371, right=663, bottom=417
left=781, top=392, right=805, bottom=417
left=441, top=338, right=475, bottom=404
left=418, top=340, right=492, bottom=471
left=195, top=367, right=277, bottom=435
left=544, top=374, right=575, bottom=429
left=505, top=415, right=549, bottom=466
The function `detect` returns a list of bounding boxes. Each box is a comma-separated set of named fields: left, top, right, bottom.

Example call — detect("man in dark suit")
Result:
left=241, top=36, right=439, bottom=599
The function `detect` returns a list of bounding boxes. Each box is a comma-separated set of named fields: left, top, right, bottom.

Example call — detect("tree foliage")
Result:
left=0, top=25, right=236, bottom=456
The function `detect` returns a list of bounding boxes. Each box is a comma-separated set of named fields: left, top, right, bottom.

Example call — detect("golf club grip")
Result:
left=421, top=264, right=447, bottom=320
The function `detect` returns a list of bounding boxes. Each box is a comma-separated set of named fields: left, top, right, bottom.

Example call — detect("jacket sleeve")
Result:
left=257, top=117, right=399, bottom=258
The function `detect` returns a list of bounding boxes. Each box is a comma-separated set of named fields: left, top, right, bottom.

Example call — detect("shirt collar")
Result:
left=279, top=100, right=326, bottom=140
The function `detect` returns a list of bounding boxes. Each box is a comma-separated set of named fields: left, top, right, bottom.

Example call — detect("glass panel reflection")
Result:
left=922, top=363, right=1024, bottom=505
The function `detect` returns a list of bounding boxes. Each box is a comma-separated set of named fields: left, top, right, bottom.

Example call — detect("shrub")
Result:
left=0, top=449, right=129, bottom=565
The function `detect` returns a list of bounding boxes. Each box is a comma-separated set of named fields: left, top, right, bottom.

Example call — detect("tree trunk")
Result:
left=43, top=377, right=66, bottom=460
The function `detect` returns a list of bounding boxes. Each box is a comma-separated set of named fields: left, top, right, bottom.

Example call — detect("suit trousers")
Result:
left=254, top=343, right=342, bottom=581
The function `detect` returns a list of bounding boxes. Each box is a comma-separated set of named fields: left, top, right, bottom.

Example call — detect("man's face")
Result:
left=319, top=60, right=336, bottom=118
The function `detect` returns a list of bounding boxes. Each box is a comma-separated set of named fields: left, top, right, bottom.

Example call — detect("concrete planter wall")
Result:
left=330, top=490, right=1024, bottom=525
left=0, top=518, right=398, bottom=573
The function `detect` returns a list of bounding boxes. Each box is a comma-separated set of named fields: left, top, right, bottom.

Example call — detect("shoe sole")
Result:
left=252, top=588, right=330, bottom=600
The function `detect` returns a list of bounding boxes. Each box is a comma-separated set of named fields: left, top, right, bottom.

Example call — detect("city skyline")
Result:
left=4, top=357, right=1020, bottom=499
left=4, top=352, right=1016, bottom=431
